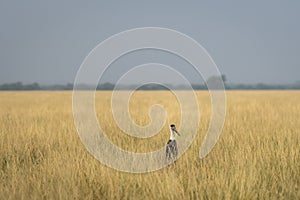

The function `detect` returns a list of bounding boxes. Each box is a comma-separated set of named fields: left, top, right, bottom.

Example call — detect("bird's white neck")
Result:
left=170, top=128, right=175, bottom=140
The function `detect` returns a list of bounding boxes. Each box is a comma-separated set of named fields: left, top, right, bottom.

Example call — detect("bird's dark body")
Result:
left=165, top=139, right=178, bottom=161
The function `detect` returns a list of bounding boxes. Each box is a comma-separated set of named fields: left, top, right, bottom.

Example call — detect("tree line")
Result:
left=0, top=81, right=299, bottom=90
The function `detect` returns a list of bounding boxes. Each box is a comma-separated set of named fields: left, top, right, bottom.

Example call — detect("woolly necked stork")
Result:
left=166, top=124, right=180, bottom=162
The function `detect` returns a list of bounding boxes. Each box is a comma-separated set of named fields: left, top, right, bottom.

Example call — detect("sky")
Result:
left=0, top=0, right=299, bottom=85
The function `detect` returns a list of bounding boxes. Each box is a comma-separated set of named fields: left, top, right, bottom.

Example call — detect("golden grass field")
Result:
left=0, top=91, right=299, bottom=199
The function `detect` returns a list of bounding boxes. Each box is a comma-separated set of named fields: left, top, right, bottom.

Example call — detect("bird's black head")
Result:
left=170, top=124, right=180, bottom=136
left=170, top=124, right=176, bottom=130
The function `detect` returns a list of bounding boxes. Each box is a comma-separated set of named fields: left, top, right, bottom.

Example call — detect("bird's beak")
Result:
left=174, top=129, right=181, bottom=136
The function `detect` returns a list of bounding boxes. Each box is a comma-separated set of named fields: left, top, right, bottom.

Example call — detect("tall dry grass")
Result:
left=0, top=91, right=299, bottom=199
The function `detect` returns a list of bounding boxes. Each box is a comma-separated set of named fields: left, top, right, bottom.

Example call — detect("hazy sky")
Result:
left=0, top=0, right=299, bottom=84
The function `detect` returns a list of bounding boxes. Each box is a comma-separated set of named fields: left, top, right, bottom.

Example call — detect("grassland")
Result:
left=0, top=91, right=299, bottom=199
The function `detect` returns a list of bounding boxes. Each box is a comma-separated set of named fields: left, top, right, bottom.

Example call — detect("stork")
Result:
left=166, top=124, right=181, bottom=162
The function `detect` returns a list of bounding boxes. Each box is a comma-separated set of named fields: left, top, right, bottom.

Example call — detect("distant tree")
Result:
left=137, top=84, right=168, bottom=90
left=63, top=83, right=73, bottom=90
left=206, top=75, right=226, bottom=90
left=0, top=82, right=23, bottom=90
left=221, top=74, right=227, bottom=83
left=191, top=84, right=207, bottom=90
left=97, top=82, right=115, bottom=90
left=294, top=81, right=300, bottom=89
left=23, top=82, right=40, bottom=90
